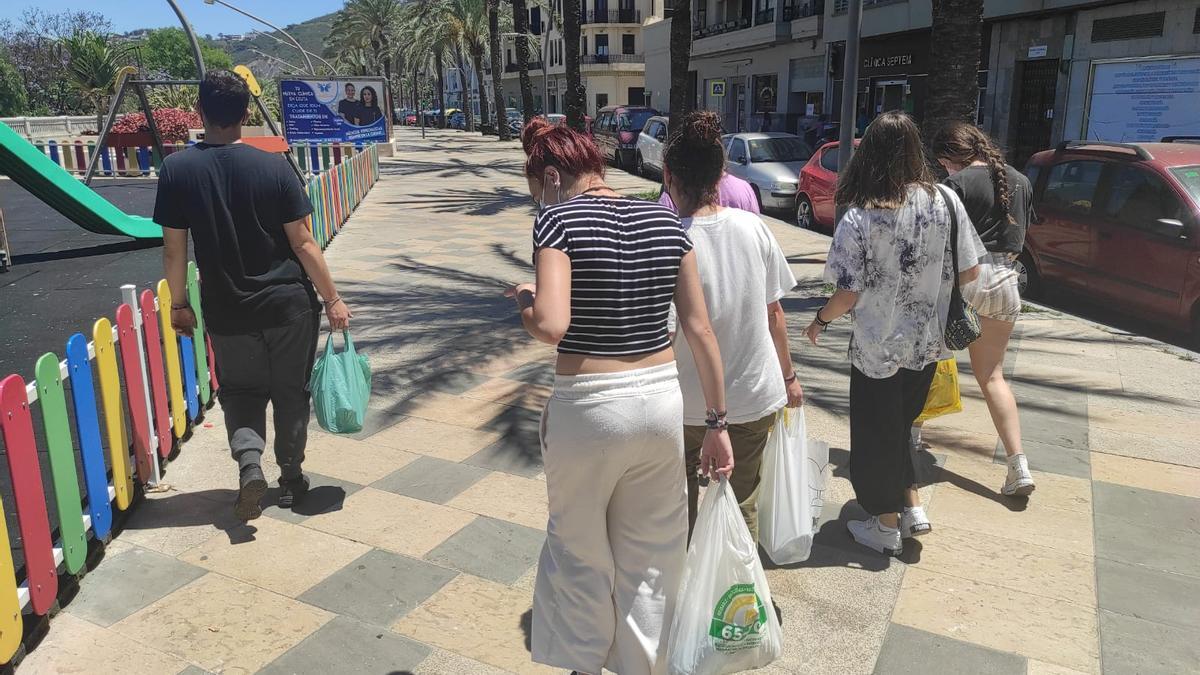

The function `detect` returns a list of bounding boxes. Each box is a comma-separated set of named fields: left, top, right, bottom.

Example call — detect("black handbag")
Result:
left=937, top=185, right=982, bottom=350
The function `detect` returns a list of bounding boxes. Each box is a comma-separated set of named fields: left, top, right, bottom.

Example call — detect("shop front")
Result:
left=831, top=29, right=930, bottom=130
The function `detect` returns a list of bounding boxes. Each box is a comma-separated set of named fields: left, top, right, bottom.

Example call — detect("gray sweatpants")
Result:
left=209, top=308, right=320, bottom=481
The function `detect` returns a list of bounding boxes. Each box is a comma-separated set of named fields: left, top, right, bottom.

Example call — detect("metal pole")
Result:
left=250, top=30, right=336, bottom=74
left=420, top=69, right=426, bottom=139
left=166, top=0, right=207, bottom=79
left=203, top=0, right=316, bottom=75
left=835, top=0, right=863, bottom=223
left=250, top=47, right=304, bottom=75
left=84, top=68, right=136, bottom=184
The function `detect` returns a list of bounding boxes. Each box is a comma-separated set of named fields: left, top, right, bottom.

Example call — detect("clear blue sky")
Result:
left=0, top=0, right=344, bottom=36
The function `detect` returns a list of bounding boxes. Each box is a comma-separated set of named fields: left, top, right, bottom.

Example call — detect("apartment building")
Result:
left=646, top=0, right=1200, bottom=163
left=495, top=0, right=664, bottom=117
left=443, top=68, right=481, bottom=119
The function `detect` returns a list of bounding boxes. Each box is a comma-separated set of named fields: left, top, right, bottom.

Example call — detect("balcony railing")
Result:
left=581, top=54, right=646, bottom=65
left=580, top=9, right=642, bottom=24
left=833, top=0, right=892, bottom=14
left=754, top=8, right=776, bottom=25
left=782, top=0, right=822, bottom=19
left=692, top=16, right=752, bottom=39
left=504, top=61, right=544, bottom=73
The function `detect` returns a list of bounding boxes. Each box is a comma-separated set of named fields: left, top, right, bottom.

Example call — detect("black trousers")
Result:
left=209, top=309, right=320, bottom=481
left=849, top=363, right=937, bottom=516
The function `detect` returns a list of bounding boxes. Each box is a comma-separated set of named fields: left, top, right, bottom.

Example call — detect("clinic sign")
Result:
left=280, top=78, right=391, bottom=144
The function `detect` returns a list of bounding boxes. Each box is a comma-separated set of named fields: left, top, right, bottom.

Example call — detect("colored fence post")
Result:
left=186, top=263, right=211, bottom=405
left=309, top=145, right=319, bottom=174
left=73, top=140, right=86, bottom=173
left=296, top=143, right=308, bottom=174
left=101, top=143, right=113, bottom=176
left=140, top=290, right=173, bottom=458
left=124, top=147, right=139, bottom=176
left=34, top=354, right=87, bottom=575
left=157, top=281, right=187, bottom=438
left=180, top=336, right=199, bottom=421
left=122, top=285, right=161, bottom=480
left=65, top=334, right=114, bottom=540
left=93, top=318, right=133, bottom=510
left=48, top=140, right=61, bottom=170
left=116, top=305, right=155, bottom=484
left=137, top=147, right=150, bottom=175
left=0, top=490, right=21, bottom=662
left=0, top=375, right=59, bottom=615
left=320, top=144, right=331, bottom=171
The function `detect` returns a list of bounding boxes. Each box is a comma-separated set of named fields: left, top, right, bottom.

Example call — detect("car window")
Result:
left=644, top=121, right=660, bottom=137
left=620, top=110, right=654, bottom=131
left=819, top=147, right=840, bottom=173
left=730, top=139, right=747, bottom=162
left=1041, top=161, right=1104, bottom=214
left=1023, top=164, right=1041, bottom=189
left=1169, top=165, right=1200, bottom=205
left=722, top=136, right=733, bottom=153
left=1103, top=165, right=1182, bottom=229
left=748, top=137, right=812, bottom=163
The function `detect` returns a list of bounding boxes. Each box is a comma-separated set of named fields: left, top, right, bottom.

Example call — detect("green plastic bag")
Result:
left=310, top=330, right=372, bottom=434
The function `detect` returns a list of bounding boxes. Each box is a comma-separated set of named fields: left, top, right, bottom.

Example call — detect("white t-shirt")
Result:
left=823, top=185, right=986, bottom=379
left=674, top=208, right=797, bottom=425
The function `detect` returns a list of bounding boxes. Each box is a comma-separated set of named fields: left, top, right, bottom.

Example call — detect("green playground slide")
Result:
left=0, top=121, right=162, bottom=239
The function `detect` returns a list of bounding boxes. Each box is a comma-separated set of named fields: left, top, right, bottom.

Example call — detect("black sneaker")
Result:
left=235, top=464, right=268, bottom=521
left=278, top=474, right=310, bottom=510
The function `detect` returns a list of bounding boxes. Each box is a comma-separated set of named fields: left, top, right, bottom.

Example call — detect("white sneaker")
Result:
left=900, top=506, right=932, bottom=539
left=847, top=516, right=902, bottom=557
left=1002, top=454, right=1036, bottom=497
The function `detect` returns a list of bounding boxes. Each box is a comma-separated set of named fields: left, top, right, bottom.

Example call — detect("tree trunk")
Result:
left=669, top=0, right=694, bottom=121
left=922, top=0, right=982, bottom=141
left=512, top=0, right=537, bottom=123
left=436, top=51, right=447, bottom=128
left=473, top=51, right=490, bottom=134
left=412, top=66, right=421, bottom=122
left=487, top=0, right=510, bottom=140
left=457, top=48, right=476, bottom=132
left=562, top=0, right=585, bottom=129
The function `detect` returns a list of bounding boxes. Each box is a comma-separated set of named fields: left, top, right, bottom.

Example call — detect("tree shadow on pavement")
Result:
left=379, top=186, right=531, bottom=217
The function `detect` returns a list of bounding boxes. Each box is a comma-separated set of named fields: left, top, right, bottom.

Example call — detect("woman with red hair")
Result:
left=508, top=118, right=733, bottom=675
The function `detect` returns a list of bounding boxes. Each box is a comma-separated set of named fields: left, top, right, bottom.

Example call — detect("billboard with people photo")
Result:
left=280, top=78, right=391, bottom=144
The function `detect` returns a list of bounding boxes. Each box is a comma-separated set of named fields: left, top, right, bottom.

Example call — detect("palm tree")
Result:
left=668, top=0, right=694, bottom=121
left=511, top=0, right=536, bottom=122
left=328, top=0, right=405, bottom=109
left=922, top=0, right=983, bottom=140
left=444, top=0, right=491, bottom=133
left=60, top=31, right=130, bottom=133
left=561, top=0, right=584, bottom=129
left=487, top=0, right=510, bottom=140
left=410, top=6, right=457, bottom=128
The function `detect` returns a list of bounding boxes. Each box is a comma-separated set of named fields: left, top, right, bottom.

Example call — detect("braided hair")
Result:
left=662, top=111, right=725, bottom=213
left=932, top=122, right=1014, bottom=224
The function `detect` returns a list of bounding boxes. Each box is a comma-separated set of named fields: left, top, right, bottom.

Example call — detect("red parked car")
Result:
left=1021, top=139, right=1200, bottom=340
left=795, top=140, right=858, bottom=232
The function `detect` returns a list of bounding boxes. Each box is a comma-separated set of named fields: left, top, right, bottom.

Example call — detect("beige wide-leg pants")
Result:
left=531, top=363, right=688, bottom=675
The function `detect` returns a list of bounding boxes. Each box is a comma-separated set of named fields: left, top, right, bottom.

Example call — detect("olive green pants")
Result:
left=684, top=411, right=777, bottom=544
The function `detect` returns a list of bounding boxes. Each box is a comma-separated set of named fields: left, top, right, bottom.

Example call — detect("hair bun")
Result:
left=676, top=111, right=723, bottom=146
left=521, top=116, right=555, bottom=153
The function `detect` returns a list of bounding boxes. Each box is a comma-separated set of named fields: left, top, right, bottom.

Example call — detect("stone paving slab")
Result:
left=23, top=128, right=1200, bottom=674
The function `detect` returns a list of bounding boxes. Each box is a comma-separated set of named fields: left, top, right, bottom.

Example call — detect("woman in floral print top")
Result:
left=805, top=111, right=985, bottom=557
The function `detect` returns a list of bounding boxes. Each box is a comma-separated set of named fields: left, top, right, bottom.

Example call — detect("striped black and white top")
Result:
left=533, top=195, right=693, bottom=356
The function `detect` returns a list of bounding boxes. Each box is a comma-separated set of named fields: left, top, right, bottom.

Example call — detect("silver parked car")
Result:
left=722, top=132, right=814, bottom=211
left=635, top=115, right=669, bottom=177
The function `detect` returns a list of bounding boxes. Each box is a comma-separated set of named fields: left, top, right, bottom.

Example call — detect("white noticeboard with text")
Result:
left=1085, top=57, right=1200, bottom=142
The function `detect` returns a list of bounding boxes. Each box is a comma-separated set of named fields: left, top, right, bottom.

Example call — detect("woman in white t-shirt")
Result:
left=806, top=111, right=984, bottom=557
left=664, top=111, right=804, bottom=548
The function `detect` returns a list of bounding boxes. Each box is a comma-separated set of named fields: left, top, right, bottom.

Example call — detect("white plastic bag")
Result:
left=759, top=407, right=828, bottom=565
left=668, top=478, right=783, bottom=675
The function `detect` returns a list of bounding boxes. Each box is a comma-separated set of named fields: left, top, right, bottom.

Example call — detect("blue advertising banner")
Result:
left=280, top=78, right=390, bottom=144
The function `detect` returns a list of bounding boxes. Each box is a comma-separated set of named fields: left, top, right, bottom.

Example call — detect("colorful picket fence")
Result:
left=0, top=265, right=216, bottom=664
left=0, top=143, right=379, bottom=665
left=32, top=139, right=373, bottom=178
left=308, top=143, right=379, bottom=250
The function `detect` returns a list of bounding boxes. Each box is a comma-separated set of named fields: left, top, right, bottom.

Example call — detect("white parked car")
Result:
left=723, top=132, right=814, bottom=211
left=635, top=115, right=669, bottom=177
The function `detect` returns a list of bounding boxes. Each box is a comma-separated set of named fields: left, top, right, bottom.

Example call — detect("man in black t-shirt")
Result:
left=156, top=70, right=352, bottom=521
left=337, top=82, right=360, bottom=123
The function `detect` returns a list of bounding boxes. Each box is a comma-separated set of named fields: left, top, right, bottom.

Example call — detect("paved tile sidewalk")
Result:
left=20, top=129, right=1200, bottom=674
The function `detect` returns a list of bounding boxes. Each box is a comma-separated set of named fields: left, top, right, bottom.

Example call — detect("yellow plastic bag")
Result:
left=916, top=359, right=962, bottom=423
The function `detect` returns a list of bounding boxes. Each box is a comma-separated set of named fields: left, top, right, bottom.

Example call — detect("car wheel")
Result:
left=795, top=196, right=815, bottom=230
left=1014, top=251, right=1041, bottom=300
left=636, top=152, right=645, bottom=177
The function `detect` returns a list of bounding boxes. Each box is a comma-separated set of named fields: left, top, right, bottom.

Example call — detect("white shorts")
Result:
left=532, top=363, right=688, bottom=675
left=962, top=252, right=1021, bottom=323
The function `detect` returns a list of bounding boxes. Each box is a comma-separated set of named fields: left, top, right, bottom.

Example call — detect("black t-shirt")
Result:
left=357, top=105, right=383, bottom=125
left=944, top=164, right=1033, bottom=254
left=153, top=143, right=316, bottom=334
left=338, top=99, right=360, bottom=123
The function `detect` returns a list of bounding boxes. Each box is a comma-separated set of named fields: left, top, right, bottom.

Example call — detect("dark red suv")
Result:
left=1021, top=139, right=1200, bottom=340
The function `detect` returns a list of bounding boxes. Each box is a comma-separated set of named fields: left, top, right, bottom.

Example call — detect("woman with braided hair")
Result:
left=932, top=122, right=1036, bottom=499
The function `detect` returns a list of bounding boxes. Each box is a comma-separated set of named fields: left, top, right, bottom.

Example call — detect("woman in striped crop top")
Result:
left=507, top=118, right=733, bottom=675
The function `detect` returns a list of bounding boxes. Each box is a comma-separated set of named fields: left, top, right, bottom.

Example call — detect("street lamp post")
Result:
left=202, top=0, right=316, bottom=75
left=249, top=29, right=336, bottom=75
left=835, top=0, right=864, bottom=222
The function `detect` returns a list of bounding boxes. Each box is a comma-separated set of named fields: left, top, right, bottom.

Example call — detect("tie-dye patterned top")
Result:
left=823, top=185, right=986, bottom=378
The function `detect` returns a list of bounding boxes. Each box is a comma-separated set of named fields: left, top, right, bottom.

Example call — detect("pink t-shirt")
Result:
left=658, top=173, right=761, bottom=219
